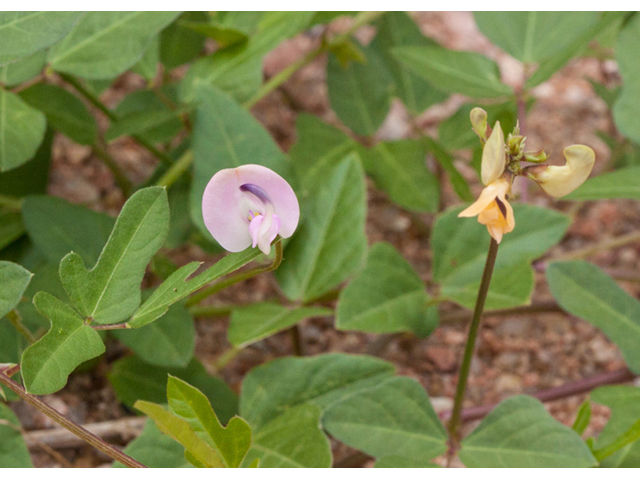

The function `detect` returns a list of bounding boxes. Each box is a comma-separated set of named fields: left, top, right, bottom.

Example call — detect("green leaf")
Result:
left=108, top=356, right=238, bottom=424
left=129, top=247, right=261, bottom=328
left=18, top=83, right=97, bottom=145
left=0, top=88, right=46, bottom=172
left=0, top=127, right=52, bottom=197
left=113, top=302, right=194, bottom=367
left=59, top=187, right=169, bottom=324
left=439, top=102, right=518, bottom=152
left=370, top=12, right=448, bottom=114
left=0, top=260, right=32, bottom=319
left=327, top=44, right=393, bottom=136
left=593, top=419, right=640, bottom=463
left=106, top=105, right=189, bottom=143
left=113, top=419, right=192, bottom=468
left=0, top=402, right=32, bottom=467
left=179, top=21, right=248, bottom=48
left=460, top=395, right=597, bottom=467
left=591, top=386, right=640, bottom=467
left=474, top=12, right=599, bottom=64
left=0, top=319, right=26, bottom=364
left=243, top=404, right=332, bottom=468
left=289, top=114, right=357, bottom=196
left=564, top=166, right=640, bottom=200
left=393, top=46, right=512, bottom=98
left=572, top=401, right=592, bottom=436
left=0, top=12, right=82, bottom=59
left=48, top=12, right=180, bottom=79
left=358, top=140, right=439, bottom=212
left=547, top=261, right=640, bottom=374
left=613, top=14, right=640, bottom=143
left=228, top=303, right=331, bottom=348
left=276, top=155, right=367, bottom=302
left=135, top=400, right=224, bottom=468
left=160, top=12, right=207, bottom=69
left=423, top=138, right=473, bottom=201
left=131, top=36, right=159, bottom=81
left=22, top=195, right=115, bottom=265
left=0, top=212, right=24, bottom=251
left=180, top=12, right=314, bottom=102
left=0, top=50, right=46, bottom=87
left=240, top=353, right=395, bottom=431
left=375, top=456, right=440, bottom=468
left=113, top=87, right=183, bottom=145
left=189, top=84, right=291, bottom=242
left=323, top=377, right=447, bottom=461
left=21, top=292, right=105, bottom=394
left=433, top=204, right=569, bottom=309
left=337, top=243, right=432, bottom=335
left=168, top=376, right=251, bottom=467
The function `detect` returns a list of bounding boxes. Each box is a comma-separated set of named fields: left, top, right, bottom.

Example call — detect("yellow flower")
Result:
left=458, top=177, right=515, bottom=244
left=527, top=145, right=595, bottom=197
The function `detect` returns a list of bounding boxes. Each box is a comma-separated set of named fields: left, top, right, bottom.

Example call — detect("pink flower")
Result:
left=202, top=165, right=299, bottom=255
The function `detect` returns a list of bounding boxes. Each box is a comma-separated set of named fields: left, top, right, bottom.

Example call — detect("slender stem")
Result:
left=189, top=305, right=233, bottom=317
left=92, top=144, right=133, bottom=197
left=0, top=194, right=23, bottom=211
left=515, top=86, right=529, bottom=203
left=60, top=73, right=173, bottom=166
left=185, top=240, right=283, bottom=307
left=290, top=325, right=305, bottom=356
left=5, top=310, right=36, bottom=343
left=155, top=149, right=194, bottom=188
left=213, top=347, right=240, bottom=371
left=448, top=238, right=500, bottom=445
left=0, top=371, right=146, bottom=468
left=91, top=323, right=130, bottom=331
left=553, top=230, right=640, bottom=262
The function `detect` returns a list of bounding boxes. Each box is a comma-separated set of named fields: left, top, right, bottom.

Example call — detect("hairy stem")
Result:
left=0, top=370, right=146, bottom=468
left=185, top=239, right=283, bottom=307
left=448, top=238, right=500, bottom=446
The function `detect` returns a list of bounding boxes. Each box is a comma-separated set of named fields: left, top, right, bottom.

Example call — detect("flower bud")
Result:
left=526, top=145, right=595, bottom=197
left=470, top=107, right=488, bottom=142
left=481, top=121, right=506, bottom=186
left=524, top=149, right=548, bottom=163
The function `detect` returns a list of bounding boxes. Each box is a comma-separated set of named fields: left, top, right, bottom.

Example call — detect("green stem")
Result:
left=92, top=144, right=133, bottom=197
left=447, top=238, right=500, bottom=446
left=155, top=150, right=194, bottom=188
left=60, top=73, right=174, bottom=166
left=188, top=305, right=233, bottom=317
left=5, top=310, right=36, bottom=343
left=213, top=347, right=240, bottom=371
left=0, top=194, right=23, bottom=211
left=185, top=240, right=283, bottom=307
left=0, top=370, right=146, bottom=468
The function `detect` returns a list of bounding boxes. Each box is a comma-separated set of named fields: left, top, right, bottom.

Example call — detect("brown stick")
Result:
left=439, top=367, right=636, bottom=423
left=24, top=417, right=146, bottom=451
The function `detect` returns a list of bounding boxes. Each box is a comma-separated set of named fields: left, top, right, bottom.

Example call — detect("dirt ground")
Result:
left=16, top=12, right=640, bottom=467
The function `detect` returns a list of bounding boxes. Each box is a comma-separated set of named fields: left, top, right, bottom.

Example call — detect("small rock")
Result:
left=496, top=374, right=523, bottom=392
left=424, top=345, right=458, bottom=372
left=430, top=396, right=453, bottom=414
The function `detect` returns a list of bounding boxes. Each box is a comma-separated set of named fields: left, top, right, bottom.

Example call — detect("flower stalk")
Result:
left=447, top=237, right=500, bottom=446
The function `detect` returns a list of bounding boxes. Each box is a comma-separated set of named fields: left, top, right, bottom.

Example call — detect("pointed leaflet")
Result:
left=129, top=247, right=261, bottom=328
left=135, top=400, right=224, bottom=468
left=240, top=353, right=395, bottom=431
left=323, top=377, right=447, bottom=462
left=547, top=261, right=640, bottom=374
left=0, top=261, right=32, bottom=319
left=0, top=402, right=33, bottom=467
left=228, top=303, right=332, bottom=348
left=243, top=404, right=332, bottom=468
left=48, top=12, right=180, bottom=79
left=168, top=376, right=251, bottom=468
left=22, top=195, right=115, bottom=265
left=460, top=395, right=596, bottom=467
left=190, top=84, right=291, bottom=242
left=21, top=292, right=105, bottom=394
left=0, top=88, right=46, bottom=172
left=0, top=12, right=82, bottom=59
left=327, top=43, right=393, bottom=136
left=357, top=140, right=439, bottom=212
left=59, top=187, right=169, bottom=324
left=275, top=154, right=367, bottom=302
left=337, top=243, right=433, bottom=336
left=393, top=45, right=511, bottom=98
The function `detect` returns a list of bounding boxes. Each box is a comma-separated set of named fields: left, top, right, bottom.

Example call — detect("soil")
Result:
left=13, top=12, right=640, bottom=468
